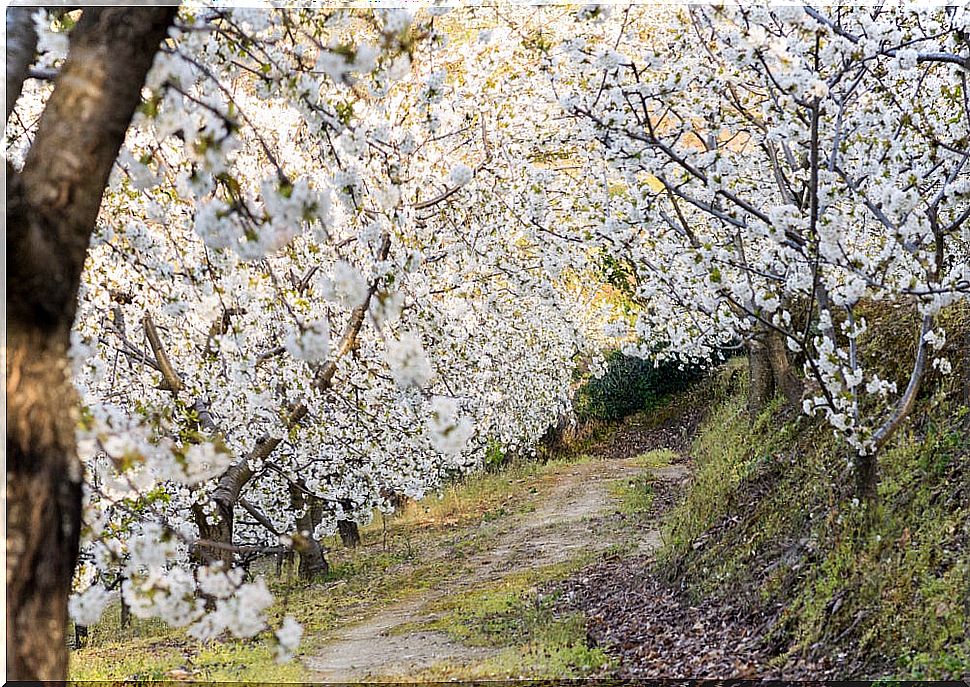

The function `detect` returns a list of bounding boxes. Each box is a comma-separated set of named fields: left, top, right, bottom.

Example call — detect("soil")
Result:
left=549, top=401, right=843, bottom=680
left=305, top=413, right=690, bottom=682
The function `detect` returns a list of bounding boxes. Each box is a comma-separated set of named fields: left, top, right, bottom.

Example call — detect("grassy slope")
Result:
left=660, top=358, right=970, bottom=679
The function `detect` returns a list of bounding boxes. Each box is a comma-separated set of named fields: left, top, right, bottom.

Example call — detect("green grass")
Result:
left=609, top=474, right=655, bottom=515
left=409, top=561, right=612, bottom=680
left=417, top=613, right=611, bottom=681
left=69, top=449, right=602, bottom=681
left=633, top=447, right=678, bottom=468
left=657, top=357, right=970, bottom=680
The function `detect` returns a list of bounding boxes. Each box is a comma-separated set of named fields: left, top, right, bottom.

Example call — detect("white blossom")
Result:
left=385, top=333, right=433, bottom=388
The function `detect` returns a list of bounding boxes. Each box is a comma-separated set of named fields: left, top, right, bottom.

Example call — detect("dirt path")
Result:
left=305, top=445, right=688, bottom=682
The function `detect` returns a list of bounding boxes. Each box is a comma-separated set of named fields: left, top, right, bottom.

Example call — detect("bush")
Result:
left=574, top=350, right=707, bottom=423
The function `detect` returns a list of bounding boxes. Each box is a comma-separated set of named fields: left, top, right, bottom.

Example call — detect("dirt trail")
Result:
left=305, top=446, right=688, bottom=682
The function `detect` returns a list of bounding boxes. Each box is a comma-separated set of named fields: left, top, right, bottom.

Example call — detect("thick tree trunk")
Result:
left=191, top=501, right=235, bottom=569
left=746, top=337, right=775, bottom=416
left=766, top=330, right=803, bottom=408
left=5, top=8, right=175, bottom=680
left=747, top=327, right=802, bottom=416
left=297, top=539, right=329, bottom=580
left=7, top=331, right=84, bottom=678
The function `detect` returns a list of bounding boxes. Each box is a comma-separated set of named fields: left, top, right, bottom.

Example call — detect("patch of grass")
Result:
left=609, top=475, right=655, bottom=515
left=71, top=635, right=185, bottom=681
left=632, top=448, right=678, bottom=468
left=659, top=365, right=799, bottom=570
left=410, top=561, right=611, bottom=680
left=417, top=613, right=612, bottom=681
left=418, top=560, right=592, bottom=645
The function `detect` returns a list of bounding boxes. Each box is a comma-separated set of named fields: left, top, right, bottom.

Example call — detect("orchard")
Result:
left=6, top=5, right=968, bottom=681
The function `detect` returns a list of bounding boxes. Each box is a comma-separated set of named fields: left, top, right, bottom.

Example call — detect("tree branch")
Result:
left=870, top=315, right=934, bottom=453
left=6, top=7, right=39, bottom=122
left=143, top=314, right=184, bottom=393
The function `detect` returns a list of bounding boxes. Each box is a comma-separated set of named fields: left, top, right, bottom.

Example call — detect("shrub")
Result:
left=574, top=350, right=708, bottom=423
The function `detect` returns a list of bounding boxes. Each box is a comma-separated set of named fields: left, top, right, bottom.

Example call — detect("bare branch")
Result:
left=143, top=314, right=184, bottom=393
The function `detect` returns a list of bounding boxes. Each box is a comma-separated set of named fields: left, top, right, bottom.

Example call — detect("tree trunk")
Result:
left=6, top=7, right=38, bottom=121
left=746, top=337, right=775, bottom=416
left=747, top=326, right=802, bottom=416
left=338, top=520, right=362, bottom=548
left=74, top=623, right=88, bottom=649
left=120, top=593, right=131, bottom=630
left=766, top=330, right=803, bottom=408
left=298, top=543, right=329, bottom=580
left=5, top=8, right=175, bottom=680
left=191, top=501, right=235, bottom=569
left=854, top=451, right=879, bottom=503
left=7, top=331, right=84, bottom=676
left=289, top=484, right=329, bottom=580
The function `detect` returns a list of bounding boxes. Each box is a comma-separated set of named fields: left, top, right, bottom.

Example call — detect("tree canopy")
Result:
left=6, top=4, right=968, bottom=678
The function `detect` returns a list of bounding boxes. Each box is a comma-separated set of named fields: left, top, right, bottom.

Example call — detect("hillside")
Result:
left=560, top=359, right=970, bottom=680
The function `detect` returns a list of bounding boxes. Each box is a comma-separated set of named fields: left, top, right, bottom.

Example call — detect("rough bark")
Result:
left=746, top=324, right=803, bottom=416
left=308, top=494, right=325, bottom=535
left=746, top=337, right=775, bottom=416
left=191, top=502, right=235, bottom=569
left=6, top=8, right=175, bottom=680
left=766, top=330, right=804, bottom=408
left=853, top=452, right=879, bottom=501
left=5, top=6, right=39, bottom=122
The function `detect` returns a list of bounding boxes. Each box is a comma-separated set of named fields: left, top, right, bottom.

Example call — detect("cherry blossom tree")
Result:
left=8, top=5, right=967, bottom=681
left=9, top=6, right=600, bottom=676
left=555, top=4, right=970, bottom=494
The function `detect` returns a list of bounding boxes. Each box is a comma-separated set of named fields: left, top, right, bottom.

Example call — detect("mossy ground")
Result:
left=408, top=561, right=613, bottom=680
left=605, top=447, right=677, bottom=516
